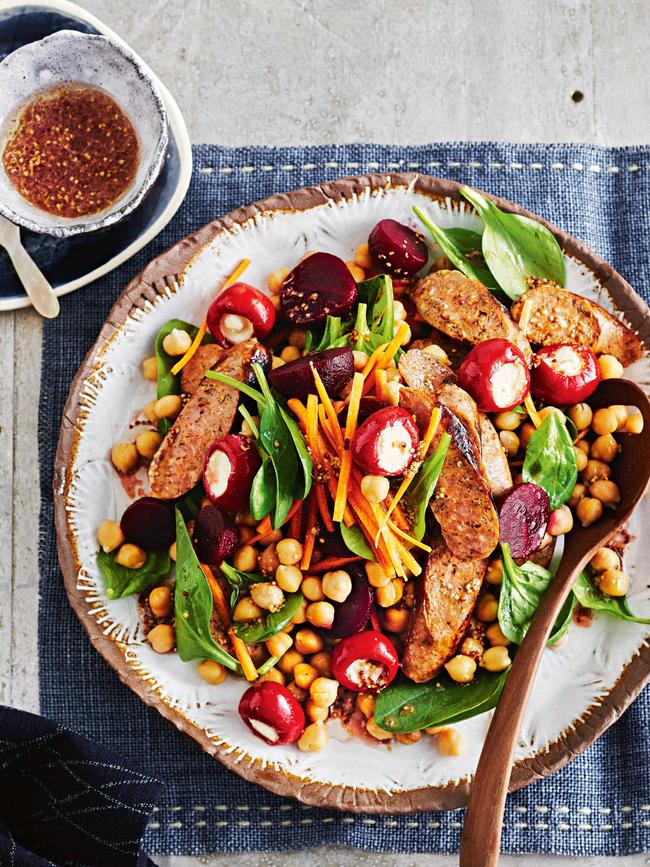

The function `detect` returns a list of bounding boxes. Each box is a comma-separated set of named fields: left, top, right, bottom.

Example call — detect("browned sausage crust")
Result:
left=510, top=282, right=643, bottom=366
left=398, top=347, right=455, bottom=393
left=180, top=344, right=225, bottom=394
left=412, top=269, right=531, bottom=360
left=401, top=538, right=487, bottom=683
left=149, top=339, right=269, bottom=499
left=478, top=412, right=513, bottom=496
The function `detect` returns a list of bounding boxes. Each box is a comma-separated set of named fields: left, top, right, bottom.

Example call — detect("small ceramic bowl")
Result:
left=0, top=29, right=168, bottom=237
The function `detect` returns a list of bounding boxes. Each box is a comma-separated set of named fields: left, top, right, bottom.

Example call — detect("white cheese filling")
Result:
left=220, top=313, right=254, bottom=344
left=491, top=361, right=528, bottom=407
left=376, top=422, right=412, bottom=473
left=205, top=450, right=232, bottom=498
left=345, top=658, right=386, bottom=689
left=544, top=345, right=583, bottom=375
left=248, top=718, right=279, bottom=742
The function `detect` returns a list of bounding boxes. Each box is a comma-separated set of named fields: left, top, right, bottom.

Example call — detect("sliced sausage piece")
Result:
left=478, top=412, right=513, bottom=496
left=399, top=387, right=499, bottom=560
left=413, top=269, right=531, bottom=360
left=180, top=344, right=225, bottom=394
left=510, top=282, right=642, bottom=366
left=149, top=339, right=270, bottom=499
left=402, top=538, right=487, bottom=683
left=398, top=348, right=455, bottom=393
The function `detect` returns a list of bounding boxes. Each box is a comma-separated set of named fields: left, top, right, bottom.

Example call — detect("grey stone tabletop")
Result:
left=1, top=1, right=648, bottom=864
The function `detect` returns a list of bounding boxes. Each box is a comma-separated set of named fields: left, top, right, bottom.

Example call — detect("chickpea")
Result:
left=287, top=328, right=307, bottom=350
left=574, top=446, right=588, bottom=472
left=398, top=323, right=412, bottom=347
left=499, top=430, right=520, bottom=458
left=310, top=676, right=339, bottom=708
left=608, top=404, right=628, bottom=428
left=276, top=538, right=303, bottom=566
left=396, top=730, right=422, bottom=746
left=197, top=660, right=226, bottom=685
left=592, top=407, right=619, bottom=436
left=625, top=412, right=644, bottom=434
left=390, top=299, right=406, bottom=323
left=240, top=415, right=260, bottom=438
left=135, top=430, right=162, bottom=460
left=169, top=541, right=177, bottom=561
left=286, top=681, right=308, bottom=703
left=280, top=345, right=301, bottom=363
left=301, top=576, right=324, bottom=601
left=277, top=648, right=304, bottom=675
left=97, top=520, right=125, bottom=553
left=354, top=242, right=372, bottom=270
left=154, top=394, right=182, bottom=420
left=382, top=380, right=402, bottom=406
left=431, top=255, right=452, bottom=272
left=290, top=598, right=308, bottom=626
left=568, top=402, right=593, bottom=431
left=494, top=410, right=522, bottom=431
left=582, top=459, right=611, bottom=484
left=590, top=546, right=620, bottom=572
left=294, top=628, right=323, bottom=655
left=519, top=422, right=536, bottom=447
left=547, top=505, right=574, bottom=536
left=485, top=622, right=511, bottom=647
left=144, top=399, right=158, bottom=424
left=306, top=601, right=335, bottom=629
left=356, top=692, right=376, bottom=718
left=365, top=561, right=392, bottom=588
left=162, top=328, right=192, bottom=356
left=460, top=637, right=484, bottom=658
left=310, top=651, right=332, bottom=677
left=589, top=479, right=621, bottom=507
left=346, top=261, right=365, bottom=282
left=148, top=623, right=175, bottom=654
left=538, top=406, right=566, bottom=425
left=267, top=267, right=289, bottom=294
left=115, top=543, right=147, bottom=569
left=353, top=350, right=370, bottom=372
left=142, top=356, right=158, bottom=381
left=271, top=355, right=285, bottom=369
left=598, top=354, right=624, bottom=380
left=375, top=578, right=404, bottom=608
left=250, top=582, right=285, bottom=612
left=383, top=607, right=410, bottom=633
left=568, top=482, right=587, bottom=508
left=576, top=497, right=603, bottom=527
left=258, top=529, right=283, bottom=547
left=149, top=585, right=173, bottom=618
left=265, top=632, right=293, bottom=658
left=481, top=645, right=511, bottom=672
left=305, top=698, right=329, bottom=723
left=259, top=667, right=285, bottom=685
left=259, top=543, right=280, bottom=577
left=366, top=715, right=393, bottom=741
left=444, top=654, right=477, bottom=684
left=437, top=728, right=464, bottom=756
left=232, top=597, right=263, bottom=622
left=111, top=442, right=139, bottom=473
left=238, top=525, right=255, bottom=544
left=485, top=558, right=503, bottom=586
left=576, top=438, right=590, bottom=455
left=598, top=568, right=629, bottom=597
left=233, top=545, right=259, bottom=572
left=475, top=594, right=498, bottom=623
left=322, top=570, right=352, bottom=603
left=298, top=720, right=329, bottom=752
left=423, top=343, right=451, bottom=365
left=294, top=662, right=319, bottom=690
left=275, top=564, right=302, bottom=593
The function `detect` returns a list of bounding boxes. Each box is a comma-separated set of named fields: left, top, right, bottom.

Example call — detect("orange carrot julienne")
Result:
left=249, top=500, right=302, bottom=543
left=289, top=501, right=303, bottom=540
left=300, top=490, right=318, bottom=570
left=370, top=611, right=382, bottom=633
left=311, top=364, right=343, bottom=449
left=229, top=629, right=258, bottom=681
left=334, top=372, right=364, bottom=522
left=308, top=555, right=363, bottom=573
left=200, top=563, right=231, bottom=626
left=374, top=368, right=387, bottom=401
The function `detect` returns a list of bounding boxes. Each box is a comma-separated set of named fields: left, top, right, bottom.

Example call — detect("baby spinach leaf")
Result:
left=97, top=548, right=170, bottom=600
left=249, top=457, right=276, bottom=522
left=357, top=274, right=395, bottom=341
left=498, top=543, right=555, bottom=645
left=340, top=522, right=375, bottom=561
left=408, top=433, right=451, bottom=541
left=374, top=667, right=509, bottom=734
left=413, top=206, right=498, bottom=290
left=276, top=402, right=313, bottom=500
left=173, top=508, right=241, bottom=672
left=176, top=484, right=205, bottom=521
left=220, top=562, right=266, bottom=609
left=522, top=413, right=577, bottom=510
left=573, top=571, right=650, bottom=624
left=234, top=592, right=304, bottom=644
left=548, top=591, right=576, bottom=645
left=308, top=316, right=350, bottom=352
left=460, top=187, right=566, bottom=300
left=155, top=319, right=213, bottom=434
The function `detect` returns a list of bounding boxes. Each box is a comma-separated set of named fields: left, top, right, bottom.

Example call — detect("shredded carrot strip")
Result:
left=524, top=394, right=542, bottom=428
left=289, top=501, right=303, bottom=540
left=310, top=364, right=344, bottom=449
left=361, top=342, right=388, bottom=379
left=370, top=611, right=382, bottom=633
left=254, top=515, right=273, bottom=536
left=306, top=394, right=320, bottom=458
left=200, top=563, right=231, bottom=626
left=387, top=518, right=432, bottom=552
left=169, top=258, right=250, bottom=376
left=376, top=322, right=409, bottom=371
left=249, top=500, right=302, bottom=544
left=334, top=372, right=364, bottom=522
left=300, top=490, right=319, bottom=570
left=316, top=483, right=334, bottom=532
left=308, top=555, right=363, bottom=573
left=375, top=368, right=387, bottom=401
left=517, top=297, right=533, bottom=334
left=229, top=629, right=258, bottom=681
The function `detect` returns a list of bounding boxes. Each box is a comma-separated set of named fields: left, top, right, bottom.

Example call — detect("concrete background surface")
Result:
left=1, top=1, right=649, bottom=864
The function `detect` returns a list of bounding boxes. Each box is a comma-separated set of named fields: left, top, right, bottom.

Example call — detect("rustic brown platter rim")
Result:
left=53, top=172, right=650, bottom=812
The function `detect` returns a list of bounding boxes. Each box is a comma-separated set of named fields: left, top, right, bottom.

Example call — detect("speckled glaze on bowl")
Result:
left=0, top=29, right=168, bottom=236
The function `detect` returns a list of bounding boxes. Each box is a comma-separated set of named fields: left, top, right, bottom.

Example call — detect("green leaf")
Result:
left=414, top=207, right=498, bottom=290
left=249, top=457, right=276, bottom=522
left=204, top=369, right=265, bottom=404
left=573, top=571, right=650, bottom=624
left=276, top=402, right=313, bottom=500
left=460, top=187, right=566, bottom=300
left=340, top=522, right=375, bottom=560
left=408, top=433, right=451, bottom=541
left=357, top=274, right=395, bottom=341
left=548, top=591, right=576, bottom=645
left=522, top=413, right=577, bottom=510
left=220, top=562, right=266, bottom=609
left=234, top=592, right=304, bottom=644
left=309, top=316, right=350, bottom=352
left=97, top=548, right=170, bottom=599
left=352, top=303, right=370, bottom=352
left=155, top=319, right=212, bottom=435
left=374, top=667, right=509, bottom=734
left=173, top=508, right=241, bottom=672
left=257, top=656, right=280, bottom=676
left=498, top=543, right=555, bottom=645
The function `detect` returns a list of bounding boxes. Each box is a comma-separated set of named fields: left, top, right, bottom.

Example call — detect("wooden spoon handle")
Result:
left=459, top=555, right=585, bottom=867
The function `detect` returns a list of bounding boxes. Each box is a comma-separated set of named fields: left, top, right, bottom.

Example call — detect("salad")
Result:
left=96, top=186, right=647, bottom=757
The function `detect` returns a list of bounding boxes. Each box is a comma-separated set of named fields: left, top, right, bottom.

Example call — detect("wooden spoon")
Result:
left=459, top=378, right=650, bottom=867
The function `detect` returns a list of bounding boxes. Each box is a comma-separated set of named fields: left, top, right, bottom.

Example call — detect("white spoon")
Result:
left=0, top=214, right=60, bottom=318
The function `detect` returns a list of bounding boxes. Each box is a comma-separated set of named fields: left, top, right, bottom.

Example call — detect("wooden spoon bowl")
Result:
left=460, top=377, right=650, bottom=867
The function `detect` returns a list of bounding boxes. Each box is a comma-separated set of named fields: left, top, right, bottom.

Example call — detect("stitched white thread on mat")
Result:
left=197, top=162, right=648, bottom=175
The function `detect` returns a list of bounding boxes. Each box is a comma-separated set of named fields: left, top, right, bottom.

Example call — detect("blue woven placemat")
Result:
left=39, top=143, right=650, bottom=858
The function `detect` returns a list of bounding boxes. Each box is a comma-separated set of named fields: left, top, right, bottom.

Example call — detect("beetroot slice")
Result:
left=268, top=348, right=353, bottom=401
left=328, top=563, right=374, bottom=638
left=193, top=505, right=239, bottom=564
left=120, top=497, right=175, bottom=550
left=280, top=252, right=358, bottom=326
left=368, top=219, right=428, bottom=277
left=496, top=482, right=550, bottom=560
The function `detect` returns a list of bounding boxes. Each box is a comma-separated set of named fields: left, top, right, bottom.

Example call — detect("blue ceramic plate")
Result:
left=0, top=0, right=192, bottom=310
